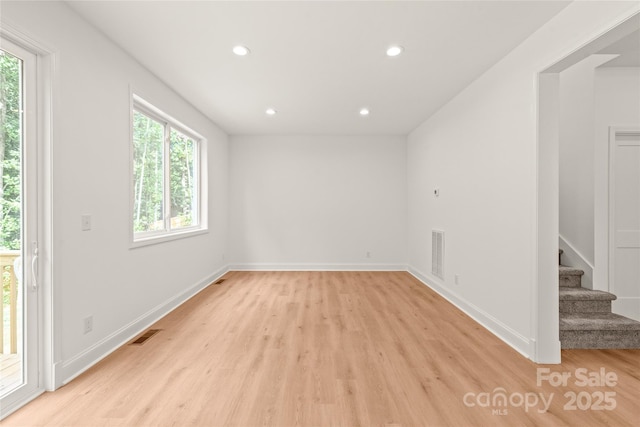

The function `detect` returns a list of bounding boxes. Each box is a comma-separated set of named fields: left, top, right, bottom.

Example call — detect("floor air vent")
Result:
left=214, top=279, right=226, bottom=285
left=131, top=329, right=161, bottom=345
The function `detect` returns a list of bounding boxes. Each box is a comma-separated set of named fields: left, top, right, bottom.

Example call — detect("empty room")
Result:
left=1, top=1, right=639, bottom=426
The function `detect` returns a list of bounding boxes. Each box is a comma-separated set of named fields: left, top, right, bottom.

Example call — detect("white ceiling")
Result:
left=66, top=1, right=570, bottom=135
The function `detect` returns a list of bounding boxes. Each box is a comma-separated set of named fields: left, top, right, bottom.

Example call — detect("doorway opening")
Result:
left=536, top=12, right=640, bottom=362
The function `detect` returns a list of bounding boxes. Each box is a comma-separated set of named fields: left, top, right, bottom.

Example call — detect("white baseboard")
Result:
left=407, top=266, right=533, bottom=359
left=229, top=263, right=407, bottom=271
left=530, top=338, right=562, bottom=364
left=52, top=362, right=63, bottom=390
left=57, top=266, right=229, bottom=387
left=559, top=234, right=594, bottom=289
left=55, top=263, right=544, bottom=389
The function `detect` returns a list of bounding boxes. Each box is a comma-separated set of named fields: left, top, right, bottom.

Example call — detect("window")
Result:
left=131, top=96, right=204, bottom=244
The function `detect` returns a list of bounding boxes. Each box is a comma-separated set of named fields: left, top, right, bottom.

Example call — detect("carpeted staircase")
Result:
left=559, top=249, right=640, bottom=349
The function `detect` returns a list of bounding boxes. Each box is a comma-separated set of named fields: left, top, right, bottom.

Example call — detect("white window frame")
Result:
left=130, top=94, right=207, bottom=247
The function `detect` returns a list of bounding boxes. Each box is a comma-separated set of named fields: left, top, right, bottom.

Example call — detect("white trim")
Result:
left=534, top=72, right=562, bottom=364
left=36, top=42, right=56, bottom=396
left=51, top=262, right=553, bottom=391
left=534, top=7, right=640, bottom=365
left=559, top=234, right=594, bottom=270
left=229, top=263, right=407, bottom=272
left=0, top=25, right=57, bottom=417
left=232, top=264, right=548, bottom=360
left=609, top=127, right=616, bottom=294
left=57, top=266, right=228, bottom=386
left=408, top=267, right=533, bottom=360
left=0, top=388, right=44, bottom=421
left=129, top=228, right=208, bottom=249
left=608, top=126, right=640, bottom=299
left=0, top=35, right=40, bottom=401
left=129, top=93, right=207, bottom=247
left=559, top=234, right=594, bottom=289
left=542, top=10, right=640, bottom=74
left=133, top=94, right=205, bottom=142
left=0, top=17, right=57, bottom=397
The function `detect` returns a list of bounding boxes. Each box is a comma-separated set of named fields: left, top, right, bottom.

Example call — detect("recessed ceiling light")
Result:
left=386, top=45, right=403, bottom=57
left=232, top=45, right=250, bottom=56
left=265, top=108, right=277, bottom=116
left=359, top=108, right=370, bottom=116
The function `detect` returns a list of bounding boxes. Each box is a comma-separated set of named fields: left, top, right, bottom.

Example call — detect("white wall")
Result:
left=557, top=55, right=616, bottom=289
left=2, top=0, right=637, bottom=384
left=1, top=1, right=229, bottom=385
left=407, top=1, right=639, bottom=358
left=229, top=135, right=407, bottom=269
left=594, top=67, right=640, bottom=314
left=557, top=62, right=640, bottom=293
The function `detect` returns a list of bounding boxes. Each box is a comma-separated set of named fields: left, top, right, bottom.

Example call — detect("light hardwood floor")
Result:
left=4, top=271, right=639, bottom=426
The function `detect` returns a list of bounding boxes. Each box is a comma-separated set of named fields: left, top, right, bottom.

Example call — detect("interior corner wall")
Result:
left=406, top=1, right=639, bottom=359
left=1, top=1, right=229, bottom=385
left=228, top=135, right=407, bottom=270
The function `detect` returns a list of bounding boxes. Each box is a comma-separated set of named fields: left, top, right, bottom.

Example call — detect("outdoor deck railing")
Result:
left=0, top=250, right=19, bottom=354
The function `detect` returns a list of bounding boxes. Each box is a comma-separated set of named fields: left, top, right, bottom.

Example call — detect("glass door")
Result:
left=0, top=37, right=40, bottom=416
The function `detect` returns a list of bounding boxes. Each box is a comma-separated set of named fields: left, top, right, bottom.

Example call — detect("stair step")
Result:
left=560, top=313, right=640, bottom=349
left=559, top=265, right=584, bottom=276
left=559, top=265, right=584, bottom=288
left=559, top=287, right=616, bottom=313
left=559, top=287, right=616, bottom=301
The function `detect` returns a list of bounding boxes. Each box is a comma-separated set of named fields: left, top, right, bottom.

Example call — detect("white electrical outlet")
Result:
left=366, top=251, right=371, bottom=258
left=84, top=316, right=93, bottom=334
left=454, top=274, right=460, bottom=285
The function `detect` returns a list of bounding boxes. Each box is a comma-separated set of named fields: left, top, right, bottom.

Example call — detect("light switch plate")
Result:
left=81, top=215, right=91, bottom=231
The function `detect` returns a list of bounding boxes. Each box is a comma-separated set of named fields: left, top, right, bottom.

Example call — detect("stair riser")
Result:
left=560, top=330, right=640, bottom=349
left=559, top=275, right=582, bottom=288
left=560, top=300, right=612, bottom=314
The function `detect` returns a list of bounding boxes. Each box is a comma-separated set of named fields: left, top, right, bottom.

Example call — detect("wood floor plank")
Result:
left=3, top=271, right=639, bottom=426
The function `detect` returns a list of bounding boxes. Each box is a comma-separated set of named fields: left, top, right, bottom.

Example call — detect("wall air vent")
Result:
left=432, top=230, right=445, bottom=280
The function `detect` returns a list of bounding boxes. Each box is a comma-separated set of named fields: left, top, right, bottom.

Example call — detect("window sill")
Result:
left=130, top=228, right=208, bottom=249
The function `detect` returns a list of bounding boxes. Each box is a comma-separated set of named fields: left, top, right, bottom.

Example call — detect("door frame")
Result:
left=0, top=22, right=54, bottom=419
left=608, top=127, right=640, bottom=297
left=534, top=10, right=640, bottom=363
left=0, top=34, right=40, bottom=412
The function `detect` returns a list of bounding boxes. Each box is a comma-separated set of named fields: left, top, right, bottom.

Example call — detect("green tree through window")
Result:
left=169, top=128, right=196, bottom=228
left=133, top=111, right=165, bottom=233
left=132, top=104, right=199, bottom=239
left=0, top=50, right=21, bottom=252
